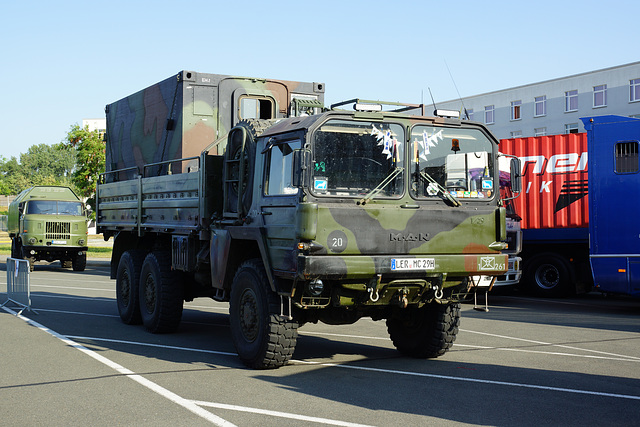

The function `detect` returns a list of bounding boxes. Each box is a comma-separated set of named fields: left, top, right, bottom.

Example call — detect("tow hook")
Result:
left=392, top=288, right=410, bottom=308
left=367, top=274, right=381, bottom=302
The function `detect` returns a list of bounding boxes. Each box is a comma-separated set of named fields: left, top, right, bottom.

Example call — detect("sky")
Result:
left=1, top=0, right=637, bottom=160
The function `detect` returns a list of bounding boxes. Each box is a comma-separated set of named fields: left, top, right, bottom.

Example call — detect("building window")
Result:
left=631, top=79, right=640, bottom=102
left=565, top=90, right=578, bottom=112
left=565, top=123, right=579, bottom=134
left=534, top=127, right=547, bottom=136
left=485, top=105, right=494, bottom=124
left=510, top=130, right=522, bottom=138
left=615, top=141, right=639, bottom=173
left=534, top=96, right=546, bottom=117
left=593, top=84, right=607, bottom=108
left=511, top=101, right=522, bottom=121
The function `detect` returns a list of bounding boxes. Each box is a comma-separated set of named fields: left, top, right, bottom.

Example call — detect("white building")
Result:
left=437, top=61, right=640, bottom=138
left=82, top=118, right=106, bottom=135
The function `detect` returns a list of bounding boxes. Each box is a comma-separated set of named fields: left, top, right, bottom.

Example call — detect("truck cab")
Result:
left=8, top=186, right=88, bottom=271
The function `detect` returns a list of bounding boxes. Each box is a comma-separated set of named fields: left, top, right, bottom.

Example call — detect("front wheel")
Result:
left=10, top=239, right=21, bottom=259
left=72, top=252, right=86, bottom=272
left=139, top=252, right=183, bottom=333
left=229, top=259, right=298, bottom=369
left=387, top=302, right=460, bottom=358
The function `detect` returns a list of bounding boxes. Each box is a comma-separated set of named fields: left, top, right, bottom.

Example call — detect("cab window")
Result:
left=265, top=139, right=301, bottom=195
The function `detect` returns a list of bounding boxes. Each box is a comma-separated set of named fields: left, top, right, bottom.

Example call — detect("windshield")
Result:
left=410, top=125, right=495, bottom=200
left=312, top=120, right=405, bottom=198
left=27, top=200, right=84, bottom=216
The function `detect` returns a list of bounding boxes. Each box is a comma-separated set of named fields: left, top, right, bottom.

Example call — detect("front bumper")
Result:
left=298, top=253, right=509, bottom=280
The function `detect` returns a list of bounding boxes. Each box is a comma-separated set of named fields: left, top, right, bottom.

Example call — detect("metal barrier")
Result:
left=1, top=258, right=37, bottom=315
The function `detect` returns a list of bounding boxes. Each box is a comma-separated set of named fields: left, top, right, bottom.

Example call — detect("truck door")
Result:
left=260, top=136, right=302, bottom=274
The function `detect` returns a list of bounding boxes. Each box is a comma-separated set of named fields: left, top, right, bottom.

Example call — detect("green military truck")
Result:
left=8, top=186, right=88, bottom=271
left=97, top=71, right=519, bottom=368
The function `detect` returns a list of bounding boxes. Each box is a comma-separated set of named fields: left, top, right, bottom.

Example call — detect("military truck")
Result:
left=97, top=71, right=518, bottom=368
left=8, top=186, right=88, bottom=271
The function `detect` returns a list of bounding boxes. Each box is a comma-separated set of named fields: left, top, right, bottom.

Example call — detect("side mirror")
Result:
left=292, top=149, right=309, bottom=188
left=18, top=202, right=25, bottom=215
left=510, top=157, right=522, bottom=193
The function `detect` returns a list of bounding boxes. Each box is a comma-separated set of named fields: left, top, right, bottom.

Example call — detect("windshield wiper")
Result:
left=418, top=171, right=461, bottom=207
left=358, top=167, right=404, bottom=205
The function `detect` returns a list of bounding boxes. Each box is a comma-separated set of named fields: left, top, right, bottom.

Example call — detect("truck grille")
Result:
left=46, top=221, right=71, bottom=240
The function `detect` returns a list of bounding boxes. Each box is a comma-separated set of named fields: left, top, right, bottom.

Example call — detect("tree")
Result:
left=61, top=124, right=105, bottom=216
left=0, top=146, right=76, bottom=196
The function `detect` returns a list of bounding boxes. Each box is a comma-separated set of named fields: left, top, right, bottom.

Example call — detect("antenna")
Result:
left=428, top=87, right=437, bottom=113
left=445, top=60, right=470, bottom=120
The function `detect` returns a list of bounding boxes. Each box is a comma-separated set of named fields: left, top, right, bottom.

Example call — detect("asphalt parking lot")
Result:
left=2, top=259, right=640, bottom=426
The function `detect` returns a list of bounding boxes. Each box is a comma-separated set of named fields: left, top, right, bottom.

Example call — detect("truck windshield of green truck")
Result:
left=311, top=120, right=495, bottom=200
left=26, top=200, right=84, bottom=216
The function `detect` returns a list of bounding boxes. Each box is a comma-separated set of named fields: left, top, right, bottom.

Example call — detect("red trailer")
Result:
left=500, top=133, right=591, bottom=296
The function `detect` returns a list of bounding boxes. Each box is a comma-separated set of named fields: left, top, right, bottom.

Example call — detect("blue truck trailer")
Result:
left=582, top=115, right=640, bottom=297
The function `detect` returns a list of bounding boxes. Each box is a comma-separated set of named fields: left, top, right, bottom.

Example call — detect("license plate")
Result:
left=391, top=258, right=435, bottom=271
left=52, top=240, right=67, bottom=245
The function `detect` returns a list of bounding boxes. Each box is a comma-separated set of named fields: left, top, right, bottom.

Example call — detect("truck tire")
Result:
left=226, top=119, right=277, bottom=216
left=10, top=239, right=21, bottom=259
left=139, top=252, right=184, bottom=333
left=386, top=301, right=460, bottom=358
left=72, top=253, right=87, bottom=272
left=229, top=259, right=298, bottom=369
left=116, top=250, right=145, bottom=325
left=523, top=253, right=573, bottom=297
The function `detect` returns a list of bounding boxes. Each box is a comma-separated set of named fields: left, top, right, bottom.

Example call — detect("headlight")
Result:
left=78, top=239, right=85, bottom=246
left=28, top=237, right=37, bottom=245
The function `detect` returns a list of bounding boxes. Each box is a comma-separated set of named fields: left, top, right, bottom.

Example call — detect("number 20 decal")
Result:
left=327, top=230, right=348, bottom=253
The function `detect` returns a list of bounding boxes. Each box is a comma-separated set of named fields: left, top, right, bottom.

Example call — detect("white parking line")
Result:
left=192, top=400, right=375, bottom=427
left=32, top=284, right=114, bottom=292
left=302, top=361, right=640, bottom=401
left=461, top=329, right=640, bottom=361
left=1, top=306, right=235, bottom=427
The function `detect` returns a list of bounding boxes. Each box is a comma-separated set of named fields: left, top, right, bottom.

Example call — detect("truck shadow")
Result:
left=4, top=292, right=640, bottom=425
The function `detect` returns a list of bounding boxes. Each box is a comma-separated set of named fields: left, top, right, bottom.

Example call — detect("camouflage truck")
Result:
left=97, top=73, right=519, bottom=368
left=8, top=186, right=88, bottom=271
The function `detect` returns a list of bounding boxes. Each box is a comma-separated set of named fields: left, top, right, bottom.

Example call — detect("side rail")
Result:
left=97, top=157, right=202, bottom=236
left=1, top=258, right=37, bottom=315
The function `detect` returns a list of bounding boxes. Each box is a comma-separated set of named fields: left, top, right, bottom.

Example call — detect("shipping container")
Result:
left=104, top=71, right=324, bottom=180
left=499, top=133, right=591, bottom=296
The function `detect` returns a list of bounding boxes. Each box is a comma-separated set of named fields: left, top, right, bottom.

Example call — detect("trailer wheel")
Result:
left=386, top=301, right=460, bottom=358
left=116, top=250, right=145, bottom=325
left=139, top=252, right=183, bottom=333
left=229, top=259, right=298, bottom=369
left=72, top=252, right=86, bottom=272
left=523, top=253, right=573, bottom=297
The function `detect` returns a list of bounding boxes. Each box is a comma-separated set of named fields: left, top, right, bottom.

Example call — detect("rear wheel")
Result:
left=139, top=252, right=183, bottom=333
left=387, top=302, right=460, bottom=358
left=229, top=259, right=298, bottom=369
left=523, top=253, right=573, bottom=297
left=116, top=250, right=145, bottom=325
